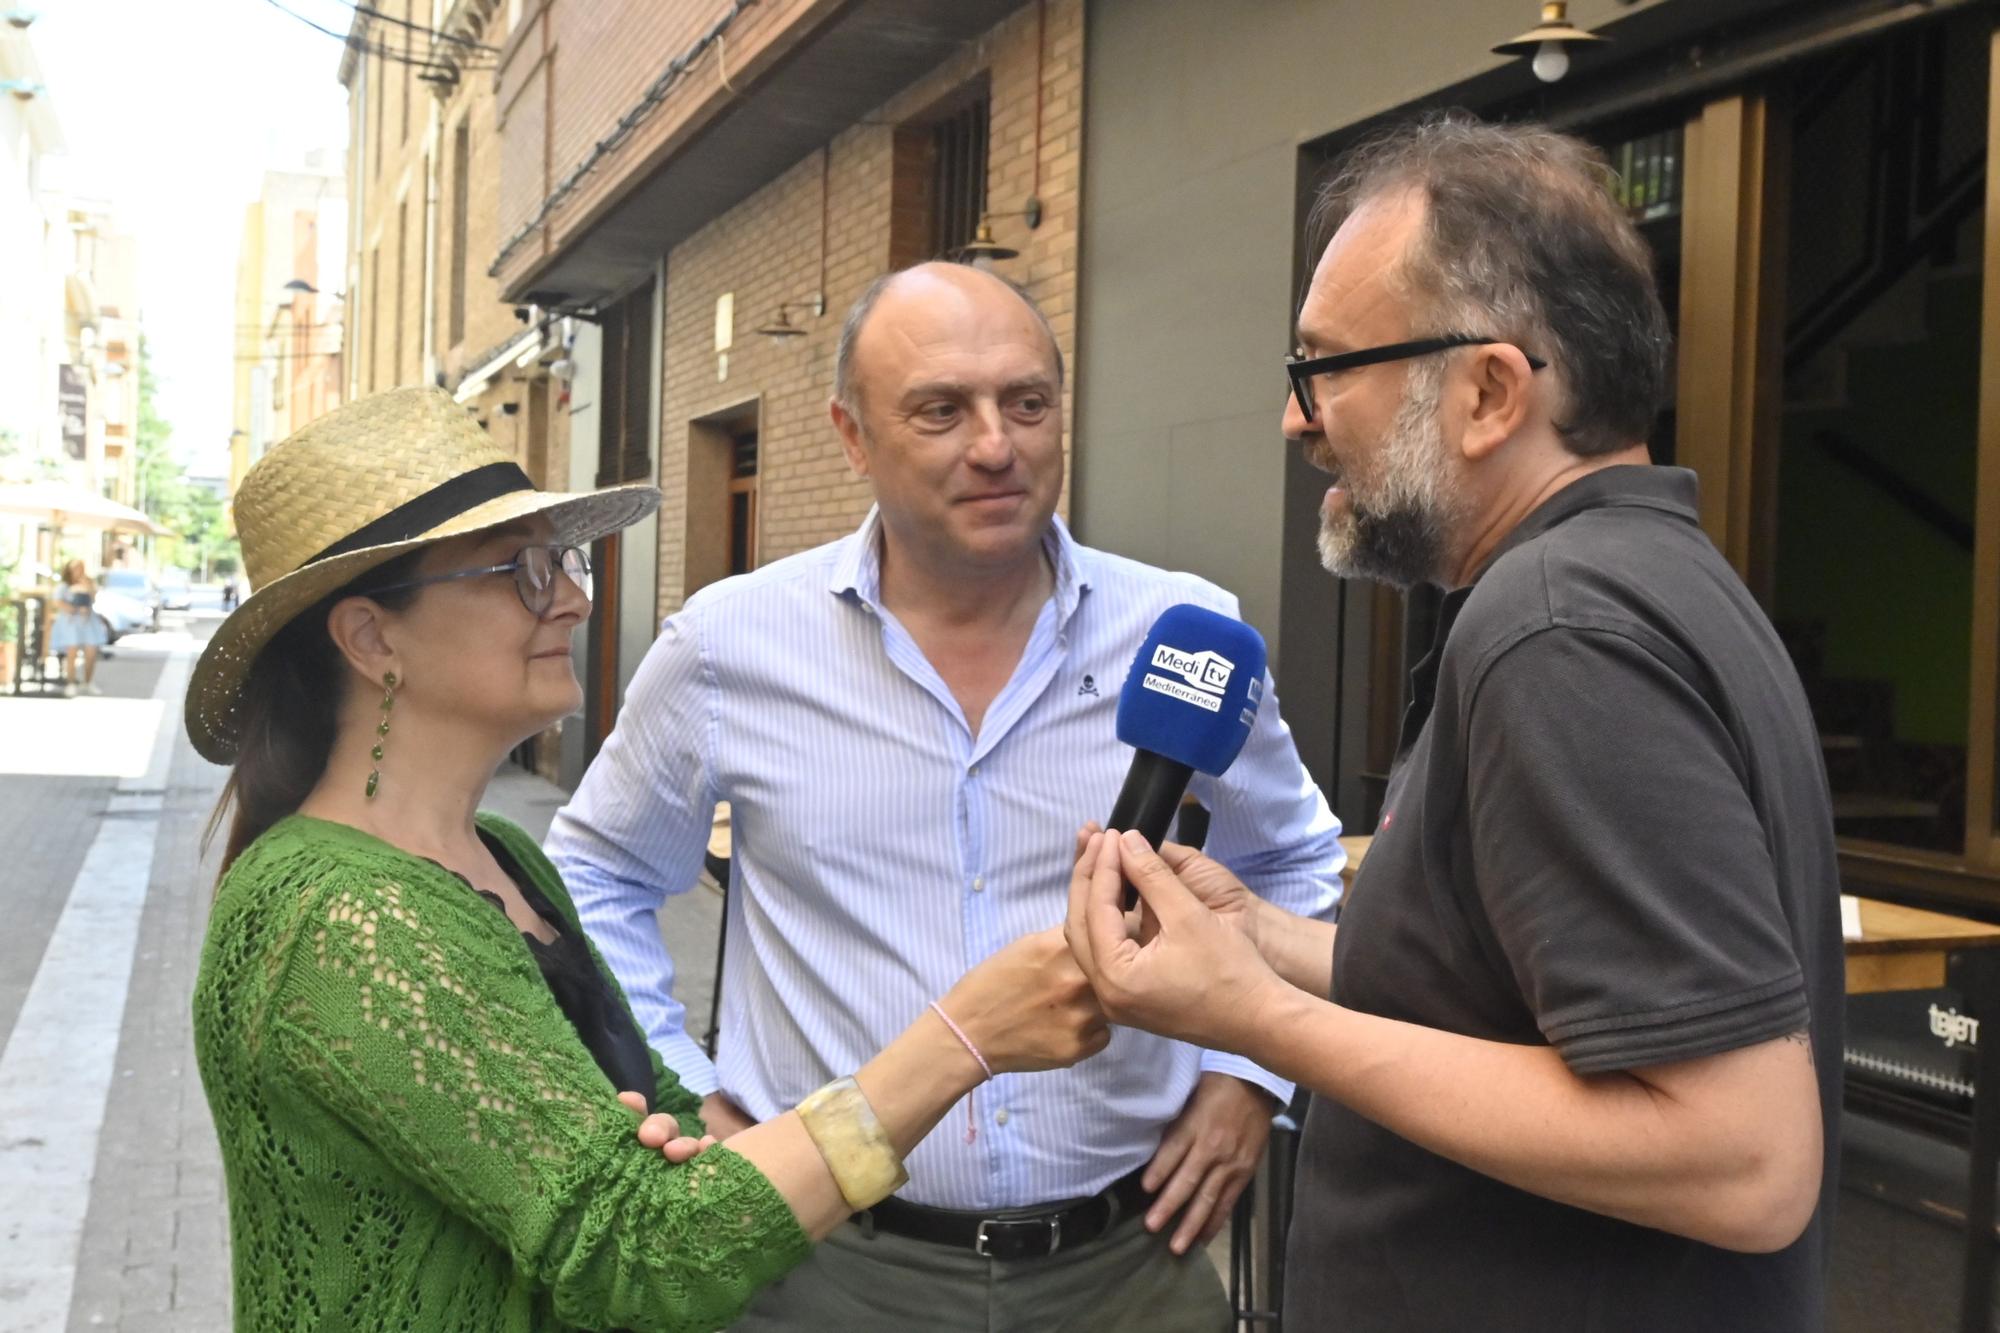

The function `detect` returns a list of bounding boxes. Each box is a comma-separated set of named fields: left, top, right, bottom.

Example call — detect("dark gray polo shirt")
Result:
left=1285, top=466, right=1842, bottom=1331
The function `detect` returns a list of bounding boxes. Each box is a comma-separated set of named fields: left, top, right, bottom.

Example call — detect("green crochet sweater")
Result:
left=192, top=813, right=812, bottom=1332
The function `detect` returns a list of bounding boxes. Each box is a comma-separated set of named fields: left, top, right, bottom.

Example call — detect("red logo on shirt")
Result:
left=1379, top=810, right=1394, bottom=831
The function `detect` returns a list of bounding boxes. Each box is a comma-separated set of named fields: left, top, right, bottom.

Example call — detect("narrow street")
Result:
left=0, top=609, right=723, bottom=1333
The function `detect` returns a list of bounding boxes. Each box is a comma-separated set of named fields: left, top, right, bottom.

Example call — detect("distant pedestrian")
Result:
left=219, top=576, right=238, bottom=612
left=47, top=558, right=104, bottom=696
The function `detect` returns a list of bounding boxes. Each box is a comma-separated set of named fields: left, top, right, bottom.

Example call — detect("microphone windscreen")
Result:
left=1115, top=603, right=1268, bottom=776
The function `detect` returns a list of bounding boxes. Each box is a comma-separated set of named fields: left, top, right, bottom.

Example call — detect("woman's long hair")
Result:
left=207, top=552, right=424, bottom=877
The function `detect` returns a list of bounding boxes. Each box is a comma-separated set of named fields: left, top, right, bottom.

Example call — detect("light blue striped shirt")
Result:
left=548, top=510, right=1343, bottom=1209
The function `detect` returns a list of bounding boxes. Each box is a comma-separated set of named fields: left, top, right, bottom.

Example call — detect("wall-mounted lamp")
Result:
left=1492, top=2, right=1607, bottom=84
left=0, top=79, right=47, bottom=100
left=956, top=199, right=1044, bottom=264
left=755, top=294, right=826, bottom=338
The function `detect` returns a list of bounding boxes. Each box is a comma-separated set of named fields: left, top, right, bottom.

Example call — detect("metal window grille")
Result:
left=596, top=281, right=656, bottom=487
left=930, top=98, right=990, bottom=259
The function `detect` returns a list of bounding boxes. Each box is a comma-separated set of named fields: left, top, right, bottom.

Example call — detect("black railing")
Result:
left=1807, top=428, right=1974, bottom=552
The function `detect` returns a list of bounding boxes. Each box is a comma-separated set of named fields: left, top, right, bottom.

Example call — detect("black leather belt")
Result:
left=857, top=1167, right=1151, bottom=1261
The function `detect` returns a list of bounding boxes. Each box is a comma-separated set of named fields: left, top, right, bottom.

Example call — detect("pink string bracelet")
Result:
left=929, top=1001, right=993, bottom=1143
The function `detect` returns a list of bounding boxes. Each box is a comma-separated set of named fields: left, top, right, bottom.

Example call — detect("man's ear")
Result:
left=829, top=397, right=871, bottom=479
left=1457, top=343, right=1537, bottom=464
left=324, top=595, right=403, bottom=691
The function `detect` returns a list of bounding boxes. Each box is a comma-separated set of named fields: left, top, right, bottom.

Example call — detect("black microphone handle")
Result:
left=1108, top=751, right=1195, bottom=908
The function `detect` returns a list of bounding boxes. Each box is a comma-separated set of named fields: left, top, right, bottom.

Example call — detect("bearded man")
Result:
left=1064, top=113, right=1843, bottom=1332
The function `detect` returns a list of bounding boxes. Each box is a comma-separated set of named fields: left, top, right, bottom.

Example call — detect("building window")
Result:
left=367, top=245, right=380, bottom=390
left=597, top=279, right=655, bottom=486
left=1608, top=127, right=1684, bottom=224
left=729, top=428, right=758, bottom=576
left=930, top=96, right=990, bottom=259
left=401, top=0, right=413, bottom=145
left=394, top=201, right=408, bottom=384
left=450, top=119, right=470, bottom=348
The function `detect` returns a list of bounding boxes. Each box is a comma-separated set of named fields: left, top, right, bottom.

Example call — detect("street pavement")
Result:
left=0, top=612, right=724, bottom=1333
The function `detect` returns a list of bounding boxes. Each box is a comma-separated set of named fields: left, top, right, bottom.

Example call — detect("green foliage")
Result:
left=133, top=336, right=241, bottom=577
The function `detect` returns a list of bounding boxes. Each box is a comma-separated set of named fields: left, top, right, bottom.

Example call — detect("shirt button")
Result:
left=995, top=1109, right=1010, bottom=1126
left=968, top=765, right=979, bottom=777
left=972, top=876, right=985, bottom=893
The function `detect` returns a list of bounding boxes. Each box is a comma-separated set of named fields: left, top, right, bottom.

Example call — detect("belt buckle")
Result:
left=974, top=1215, right=1062, bottom=1259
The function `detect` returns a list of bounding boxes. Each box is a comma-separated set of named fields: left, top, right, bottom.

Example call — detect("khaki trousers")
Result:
left=729, top=1210, right=1232, bottom=1333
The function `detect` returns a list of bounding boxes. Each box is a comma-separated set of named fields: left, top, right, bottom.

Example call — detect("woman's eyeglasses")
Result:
left=369, top=544, right=593, bottom=618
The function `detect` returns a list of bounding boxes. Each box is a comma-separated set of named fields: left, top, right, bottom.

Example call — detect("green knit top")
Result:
left=192, top=812, right=812, bottom=1333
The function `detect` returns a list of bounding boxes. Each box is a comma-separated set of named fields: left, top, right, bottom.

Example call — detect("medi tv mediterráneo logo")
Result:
left=1142, top=644, right=1235, bottom=713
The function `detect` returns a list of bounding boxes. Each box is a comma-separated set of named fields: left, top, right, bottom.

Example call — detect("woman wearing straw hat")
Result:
left=189, top=387, right=1108, bottom=1333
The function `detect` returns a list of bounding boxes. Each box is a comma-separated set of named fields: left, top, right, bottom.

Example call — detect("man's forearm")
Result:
left=1237, top=983, right=1820, bottom=1252
left=1256, top=900, right=1336, bottom=997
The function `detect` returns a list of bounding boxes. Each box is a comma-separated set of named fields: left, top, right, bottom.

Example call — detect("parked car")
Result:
left=92, top=586, right=155, bottom=642
left=97, top=569, right=160, bottom=622
left=157, top=572, right=193, bottom=611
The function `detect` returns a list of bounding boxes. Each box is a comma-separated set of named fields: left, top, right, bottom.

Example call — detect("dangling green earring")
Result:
left=367, top=671, right=397, bottom=799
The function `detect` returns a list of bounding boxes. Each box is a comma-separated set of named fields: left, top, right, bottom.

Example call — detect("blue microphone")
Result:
left=1109, top=604, right=1268, bottom=902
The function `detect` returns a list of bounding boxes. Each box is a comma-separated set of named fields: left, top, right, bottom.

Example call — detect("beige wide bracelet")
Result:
left=794, top=1076, right=910, bottom=1211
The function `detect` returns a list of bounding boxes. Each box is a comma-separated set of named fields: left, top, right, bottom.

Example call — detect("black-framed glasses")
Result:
left=369, top=544, right=593, bottom=618
left=1285, top=334, right=1548, bottom=424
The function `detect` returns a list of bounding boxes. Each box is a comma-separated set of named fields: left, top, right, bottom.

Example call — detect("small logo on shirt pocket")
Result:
left=1078, top=674, right=1099, bottom=697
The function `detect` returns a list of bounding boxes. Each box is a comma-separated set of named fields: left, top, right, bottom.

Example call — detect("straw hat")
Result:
left=186, top=386, right=660, bottom=764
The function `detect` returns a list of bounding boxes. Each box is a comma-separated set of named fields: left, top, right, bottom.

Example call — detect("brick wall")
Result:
left=341, top=2, right=586, bottom=783
left=493, top=0, right=839, bottom=295
left=344, top=4, right=572, bottom=493
left=436, top=87, right=522, bottom=390
left=651, top=0, right=1084, bottom=625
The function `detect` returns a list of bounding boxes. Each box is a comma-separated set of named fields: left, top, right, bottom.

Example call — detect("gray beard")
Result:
left=1316, top=367, right=1456, bottom=589
left=1318, top=505, right=1448, bottom=590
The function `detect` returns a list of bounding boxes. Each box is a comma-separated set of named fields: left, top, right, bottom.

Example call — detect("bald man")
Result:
left=549, top=263, right=1342, bottom=1331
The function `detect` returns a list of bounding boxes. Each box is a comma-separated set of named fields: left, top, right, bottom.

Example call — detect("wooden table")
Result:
left=1844, top=895, right=2000, bottom=1333
left=1339, top=833, right=2000, bottom=1332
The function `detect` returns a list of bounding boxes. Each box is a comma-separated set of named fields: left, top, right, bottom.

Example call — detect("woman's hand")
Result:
left=938, top=926, right=1111, bottom=1075
left=616, top=1091, right=718, bottom=1164
left=698, top=1091, right=757, bottom=1140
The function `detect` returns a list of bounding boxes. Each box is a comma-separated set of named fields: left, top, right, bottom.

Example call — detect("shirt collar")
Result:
left=1474, top=464, right=1700, bottom=582
left=827, top=506, right=1091, bottom=624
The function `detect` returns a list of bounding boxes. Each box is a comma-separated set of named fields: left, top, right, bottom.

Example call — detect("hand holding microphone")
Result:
left=1106, top=604, right=1268, bottom=906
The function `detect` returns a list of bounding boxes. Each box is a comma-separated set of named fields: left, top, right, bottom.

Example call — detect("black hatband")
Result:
left=303, top=462, right=536, bottom=567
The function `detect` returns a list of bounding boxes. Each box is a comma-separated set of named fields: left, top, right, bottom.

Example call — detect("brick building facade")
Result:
left=337, top=0, right=580, bottom=778
left=325, top=0, right=1085, bottom=780
left=493, top=0, right=1084, bottom=738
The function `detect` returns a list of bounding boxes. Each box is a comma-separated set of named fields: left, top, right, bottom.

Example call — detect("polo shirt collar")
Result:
left=1473, top=464, right=1700, bottom=582
left=1403, top=466, right=1698, bottom=756
left=827, top=506, right=1091, bottom=624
